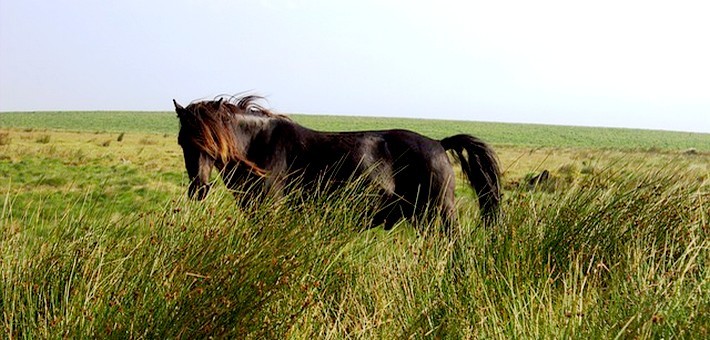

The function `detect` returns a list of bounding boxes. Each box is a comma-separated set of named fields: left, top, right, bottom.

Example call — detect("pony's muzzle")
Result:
left=188, top=182, right=212, bottom=200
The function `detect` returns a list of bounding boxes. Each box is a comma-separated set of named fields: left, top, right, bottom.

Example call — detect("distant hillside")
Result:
left=1, top=111, right=708, bottom=151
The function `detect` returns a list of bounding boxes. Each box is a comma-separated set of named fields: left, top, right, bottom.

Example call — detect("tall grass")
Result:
left=1, top=160, right=707, bottom=338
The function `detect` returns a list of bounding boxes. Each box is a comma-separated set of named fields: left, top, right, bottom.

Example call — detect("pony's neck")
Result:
left=231, top=114, right=279, bottom=153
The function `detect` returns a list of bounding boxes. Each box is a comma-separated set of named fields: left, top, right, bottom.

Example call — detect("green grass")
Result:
left=1, top=115, right=708, bottom=338
left=294, top=114, right=710, bottom=151
left=2, top=111, right=708, bottom=151
left=0, top=111, right=178, bottom=135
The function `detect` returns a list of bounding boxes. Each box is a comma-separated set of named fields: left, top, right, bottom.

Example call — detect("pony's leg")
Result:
left=261, top=158, right=288, bottom=199
left=371, top=204, right=394, bottom=230
left=438, top=176, right=460, bottom=235
left=231, top=182, right=264, bottom=210
left=371, top=195, right=404, bottom=230
left=371, top=210, right=388, bottom=229
left=440, top=197, right=458, bottom=235
left=383, top=218, right=398, bottom=230
left=424, top=173, right=458, bottom=235
left=221, top=162, right=265, bottom=209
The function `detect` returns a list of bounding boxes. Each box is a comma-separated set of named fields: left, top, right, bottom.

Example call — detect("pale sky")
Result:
left=1, top=0, right=708, bottom=133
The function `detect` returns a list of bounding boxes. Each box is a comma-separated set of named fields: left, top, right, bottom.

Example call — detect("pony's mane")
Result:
left=187, top=94, right=287, bottom=119
left=179, top=94, right=287, bottom=175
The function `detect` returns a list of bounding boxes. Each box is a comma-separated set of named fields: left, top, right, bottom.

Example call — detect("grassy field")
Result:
left=1, top=112, right=708, bottom=338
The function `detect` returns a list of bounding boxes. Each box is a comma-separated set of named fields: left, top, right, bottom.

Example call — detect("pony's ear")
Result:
left=212, top=98, right=223, bottom=110
left=173, top=99, right=184, bottom=110
left=173, top=99, right=186, bottom=118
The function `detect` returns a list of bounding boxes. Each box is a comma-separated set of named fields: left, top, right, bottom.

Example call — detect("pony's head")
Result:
left=173, top=95, right=271, bottom=199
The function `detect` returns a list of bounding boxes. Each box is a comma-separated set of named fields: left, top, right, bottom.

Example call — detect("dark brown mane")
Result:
left=179, top=94, right=288, bottom=175
left=186, top=95, right=280, bottom=118
left=221, top=94, right=290, bottom=119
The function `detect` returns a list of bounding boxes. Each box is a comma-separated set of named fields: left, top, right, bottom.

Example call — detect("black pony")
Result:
left=173, top=95, right=501, bottom=230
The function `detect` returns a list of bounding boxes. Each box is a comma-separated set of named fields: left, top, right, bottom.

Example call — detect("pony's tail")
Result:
left=440, top=134, right=501, bottom=224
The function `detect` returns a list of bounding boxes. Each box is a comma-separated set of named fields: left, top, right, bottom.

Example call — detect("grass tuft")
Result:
left=35, top=135, right=51, bottom=144
left=0, top=132, right=10, bottom=146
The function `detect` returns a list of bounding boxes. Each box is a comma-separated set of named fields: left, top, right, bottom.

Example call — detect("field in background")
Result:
left=1, top=111, right=708, bottom=151
left=1, top=112, right=708, bottom=337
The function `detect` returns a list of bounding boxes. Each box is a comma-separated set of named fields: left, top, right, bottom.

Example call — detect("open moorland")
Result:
left=1, top=111, right=708, bottom=338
